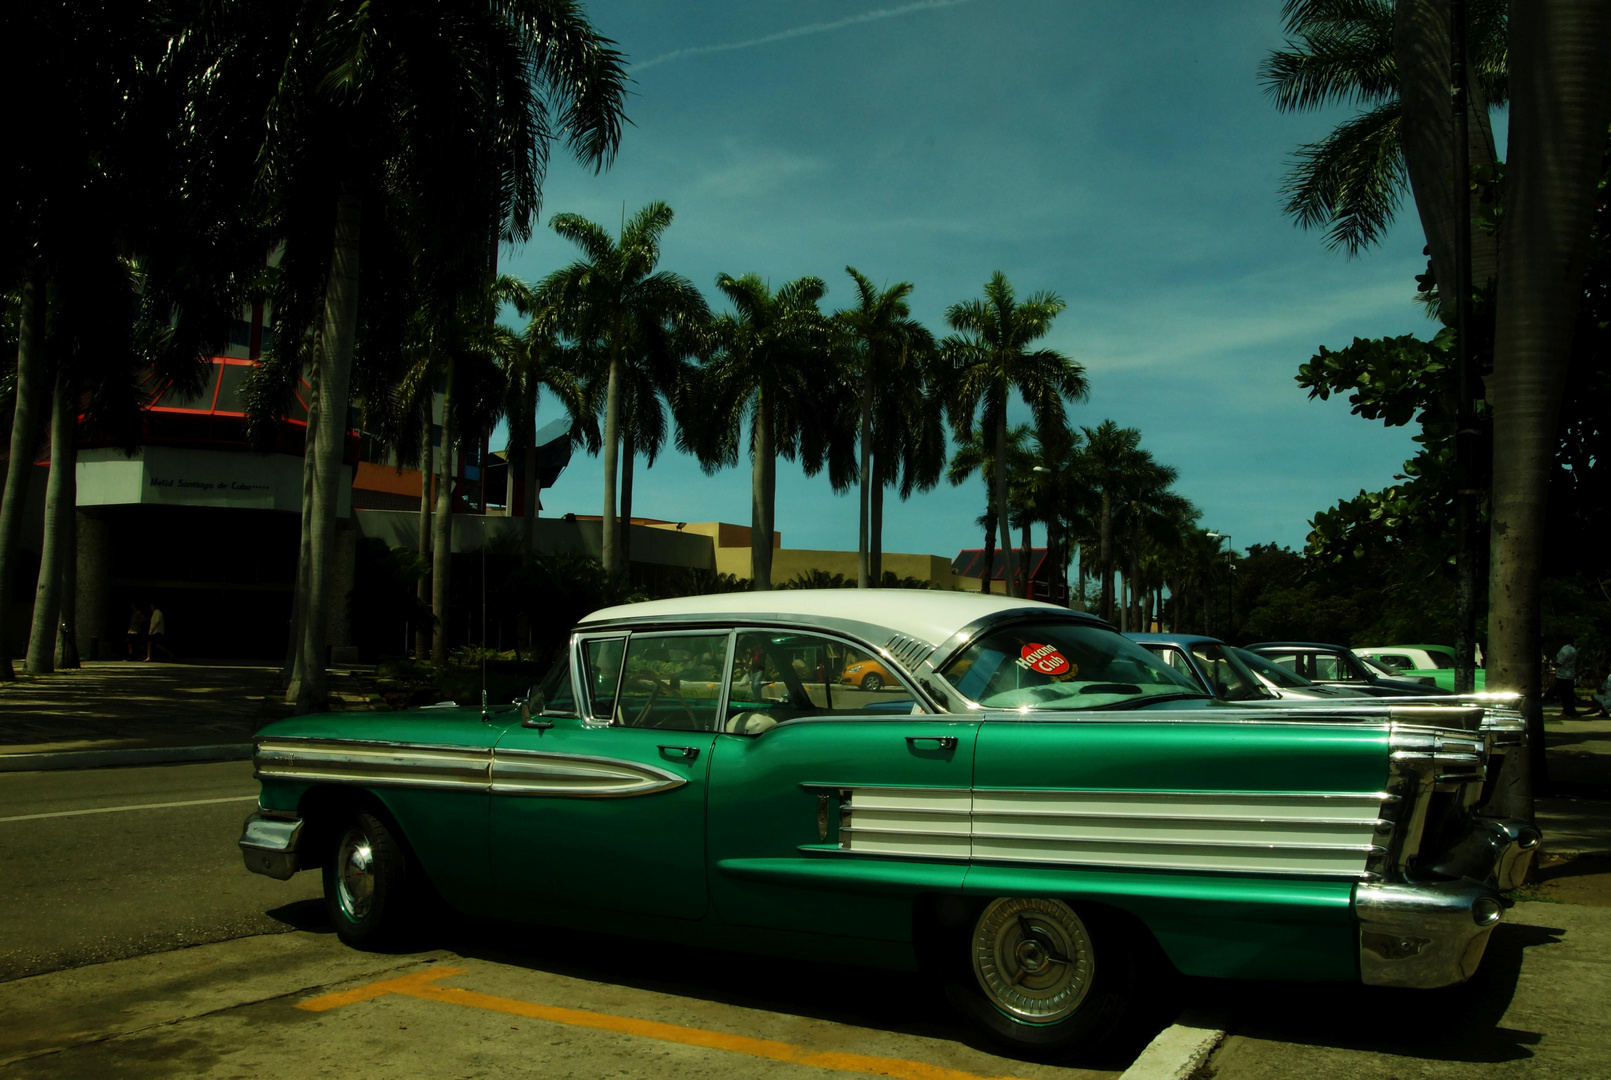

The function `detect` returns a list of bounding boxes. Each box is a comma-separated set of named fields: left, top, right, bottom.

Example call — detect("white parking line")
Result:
left=0, top=795, right=257, bottom=823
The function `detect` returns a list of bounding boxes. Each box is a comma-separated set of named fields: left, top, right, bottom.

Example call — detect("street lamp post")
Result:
left=1207, top=531, right=1233, bottom=641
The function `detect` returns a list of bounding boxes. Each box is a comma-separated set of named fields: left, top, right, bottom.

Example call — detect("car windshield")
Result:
left=941, top=620, right=1203, bottom=710
left=1233, top=647, right=1314, bottom=689
left=1359, top=656, right=1396, bottom=678
left=1422, top=650, right=1455, bottom=669
left=1187, top=641, right=1274, bottom=701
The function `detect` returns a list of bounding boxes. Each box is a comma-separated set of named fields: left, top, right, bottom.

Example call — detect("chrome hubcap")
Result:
left=335, top=828, right=375, bottom=921
left=971, top=898, right=1094, bottom=1024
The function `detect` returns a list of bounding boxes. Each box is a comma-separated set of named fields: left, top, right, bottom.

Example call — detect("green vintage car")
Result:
left=241, top=592, right=1536, bottom=1057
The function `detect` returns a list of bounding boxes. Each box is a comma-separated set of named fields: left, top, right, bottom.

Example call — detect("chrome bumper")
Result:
left=239, top=810, right=303, bottom=880
left=1355, top=879, right=1504, bottom=988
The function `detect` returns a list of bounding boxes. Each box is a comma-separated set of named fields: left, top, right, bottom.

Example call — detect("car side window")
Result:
left=1380, top=654, right=1413, bottom=671
left=724, top=630, right=921, bottom=734
left=580, top=636, right=626, bottom=718
left=612, top=632, right=730, bottom=731
left=1142, top=645, right=1205, bottom=692
left=1315, top=655, right=1354, bottom=681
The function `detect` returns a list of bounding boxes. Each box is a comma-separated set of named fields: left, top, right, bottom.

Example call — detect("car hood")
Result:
left=254, top=705, right=523, bottom=748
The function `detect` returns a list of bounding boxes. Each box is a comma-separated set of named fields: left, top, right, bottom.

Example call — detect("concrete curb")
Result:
left=0, top=743, right=253, bottom=773
left=1120, top=1012, right=1226, bottom=1080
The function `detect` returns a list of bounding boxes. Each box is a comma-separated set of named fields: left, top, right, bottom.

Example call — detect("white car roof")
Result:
left=579, top=590, right=1097, bottom=654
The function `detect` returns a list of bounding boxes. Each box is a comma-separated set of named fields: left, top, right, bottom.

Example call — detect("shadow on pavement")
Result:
left=1191, top=918, right=1559, bottom=1065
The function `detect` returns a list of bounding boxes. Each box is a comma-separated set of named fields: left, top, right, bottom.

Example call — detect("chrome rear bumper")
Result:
left=1355, top=879, right=1504, bottom=988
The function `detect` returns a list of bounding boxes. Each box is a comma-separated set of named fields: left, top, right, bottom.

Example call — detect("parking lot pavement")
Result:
left=0, top=924, right=1127, bottom=1080
left=1197, top=901, right=1611, bottom=1079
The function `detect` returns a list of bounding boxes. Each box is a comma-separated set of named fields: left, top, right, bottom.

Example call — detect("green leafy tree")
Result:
left=939, top=272, right=1088, bottom=599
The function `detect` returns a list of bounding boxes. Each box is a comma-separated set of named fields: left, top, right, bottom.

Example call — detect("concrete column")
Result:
left=76, top=511, right=110, bottom=661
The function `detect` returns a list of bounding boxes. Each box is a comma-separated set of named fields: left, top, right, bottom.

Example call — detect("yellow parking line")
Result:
left=299, top=966, right=1035, bottom=1080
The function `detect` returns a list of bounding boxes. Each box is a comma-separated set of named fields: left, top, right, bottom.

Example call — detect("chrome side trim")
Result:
left=830, top=785, right=1389, bottom=878
left=255, top=737, right=689, bottom=799
left=255, top=738, right=490, bottom=791
left=490, top=749, right=688, bottom=797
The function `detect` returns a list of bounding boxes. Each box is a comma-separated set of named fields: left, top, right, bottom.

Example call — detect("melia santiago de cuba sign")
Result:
left=76, top=446, right=350, bottom=516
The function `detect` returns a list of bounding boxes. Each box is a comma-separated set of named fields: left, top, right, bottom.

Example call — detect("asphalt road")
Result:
left=0, top=760, right=322, bottom=982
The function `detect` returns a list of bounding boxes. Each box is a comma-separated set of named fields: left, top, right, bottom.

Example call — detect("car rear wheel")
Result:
left=947, top=897, right=1137, bottom=1059
left=860, top=672, right=884, bottom=692
left=323, top=811, right=414, bottom=949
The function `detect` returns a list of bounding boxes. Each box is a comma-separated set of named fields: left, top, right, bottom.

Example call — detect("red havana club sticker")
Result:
left=1018, top=643, right=1069, bottom=675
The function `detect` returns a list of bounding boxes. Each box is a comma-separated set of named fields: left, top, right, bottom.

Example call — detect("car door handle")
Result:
left=658, top=745, right=700, bottom=761
left=906, top=736, right=957, bottom=751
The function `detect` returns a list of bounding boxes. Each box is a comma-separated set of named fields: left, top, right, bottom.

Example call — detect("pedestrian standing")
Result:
left=125, top=602, right=145, bottom=660
left=1554, top=640, right=1579, bottom=717
left=145, top=603, right=173, bottom=662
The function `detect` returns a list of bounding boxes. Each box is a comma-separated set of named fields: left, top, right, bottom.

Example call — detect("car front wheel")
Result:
left=323, top=810, right=414, bottom=949
left=860, top=672, right=884, bottom=692
left=947, top=897, right=1137, bottom=1059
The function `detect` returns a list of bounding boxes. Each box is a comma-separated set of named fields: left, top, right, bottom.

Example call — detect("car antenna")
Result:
left=480, top=515, right=489, bottom=723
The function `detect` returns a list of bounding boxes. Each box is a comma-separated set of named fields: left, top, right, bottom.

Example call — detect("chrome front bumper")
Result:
left=239, top=809, right=303, bottom=880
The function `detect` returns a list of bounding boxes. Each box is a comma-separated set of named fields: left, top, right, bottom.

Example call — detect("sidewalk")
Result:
left=0, top=659, right=384, bottom=770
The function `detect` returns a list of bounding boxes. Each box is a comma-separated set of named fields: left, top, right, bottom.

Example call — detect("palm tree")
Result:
left=192, top=0, right=628, bottom=710
left=691, top=273, right=839, bottom=591
left=536, top=202, right=707, bottom=580
left=867, top=351, right=946, bottom=585
left=1485, top=1, right=1611, bottom=819
left=939, top=272, right=1088, bottom=599
left=833, top=269, right=936, bottom=587
left=1080, top=421, right=1147, bottom=623
left=1260, top=0, right=1505, bottom=295
left=948, top=424, right=1035, bottom=595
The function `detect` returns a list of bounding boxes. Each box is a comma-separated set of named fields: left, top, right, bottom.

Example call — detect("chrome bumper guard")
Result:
left=1429, top=816, right=1541, bottom=892
left=239, top=809, right=303, bottom=880
left=1355, top=879, right=1505, bottom=988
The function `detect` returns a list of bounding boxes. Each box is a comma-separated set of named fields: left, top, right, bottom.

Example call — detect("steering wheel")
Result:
left=630, top=677, right=700, bottom=728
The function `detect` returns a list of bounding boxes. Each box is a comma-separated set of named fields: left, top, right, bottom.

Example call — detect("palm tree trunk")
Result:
left=283, top=364, right=319, bottom=695
left=601, top=344, right=622, bottom=578
left=0, top=270, right=45, bottom=681
left=619, top=428, right=636, bottom=576
left=27, top=366, right=77, bottom=673
left=1394, top=0, right=1502, bottom=298
left=993, top=407, right=1018, bottom=598
left=980, top=502, right=996, bottom=595
left=1485, top=0, right=1611, bottom=821
left=297, top=187, right=362, bottom=714
left=857, top=374, right=872, bottom=588
left=1098, top=491, right=1114, bottom=622
left=870, top=459, right=886, bottom=586
left=415, top=411, right=433, bottom=661
left=752, top=389, right=775, bottom=590
left=1020, top=517, right=1032, bottom=599
left=431, top=367, right=455, bottom=666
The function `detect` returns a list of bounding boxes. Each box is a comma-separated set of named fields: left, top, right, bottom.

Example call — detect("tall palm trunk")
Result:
left=619, top=428, right=636, bottom=574
left=0, top=271, right=45, bottom=681
left=993, top=407, right=1018, bottom=598
left=284, top=364, right=320, bottom=694
left=1020, top=517, right=1032, bottom=599
left=857, top=372, right=872, bottom=588
left=980, top=503, right=996, bottom=595
left=601, top=342, right=622, bottom=578
left=1097, top=491, right=1114, bottom=622
left=1485, top=0, right=1611, bottom=820
left=415, top=411, right=433, bottom=661
left=870, top=455, right=886, bottom=585
left=1394, top=0, right=1503, bottom=297
left=431, top=366, right=455, bottom=666
left=26, top=366, right=77, bottom=673
left=751, top=389, right=775, bottom=590
left=297, top=187, right=362, bottom=714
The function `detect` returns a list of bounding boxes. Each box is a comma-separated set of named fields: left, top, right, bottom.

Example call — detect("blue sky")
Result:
left=500, top=0, right=1441, bottom=563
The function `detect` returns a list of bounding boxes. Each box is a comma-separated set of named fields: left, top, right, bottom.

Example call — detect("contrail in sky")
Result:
left=633, top=0, right=978, bottom=71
